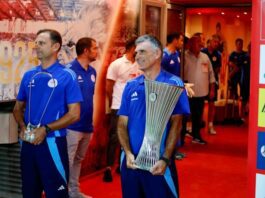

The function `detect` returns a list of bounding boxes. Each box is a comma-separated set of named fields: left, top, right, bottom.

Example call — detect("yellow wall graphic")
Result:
left=258, top=88, right=265, bottom=127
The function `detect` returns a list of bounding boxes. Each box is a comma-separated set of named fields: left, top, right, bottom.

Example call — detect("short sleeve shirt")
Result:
left=201, top=48, right=221, bottom=81
left=184, top=51, right=216, bottom=97
left=17, top=61, right=83, bottom=137
left=107, top=55, right=141, bottom=109
left=66, top=59, right=96, bottom=133
left=229, top=51, right=248, bottom=83
left=118, top=70, right=190, bottom=155
left=161, top=48, right=181, bottom=77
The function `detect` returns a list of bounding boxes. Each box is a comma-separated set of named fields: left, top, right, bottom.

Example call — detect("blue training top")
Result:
left=201, top=48, right=222, bottom=82
left=118, top=69, right=190, bottom=155
left=17, top=60, right=83, bottom=137
left=229, top=51, right=248, bottom=84
left=161, top=48, right=181, bottom=77
left=66, top=59, right=97, bottom=133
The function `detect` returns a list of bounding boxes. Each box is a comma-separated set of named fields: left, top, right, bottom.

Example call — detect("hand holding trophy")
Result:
left=24, top=123, right=39, bottom=143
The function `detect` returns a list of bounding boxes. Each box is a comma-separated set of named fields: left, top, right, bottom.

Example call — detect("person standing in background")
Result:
left=228, top=38, right=248, bottom=123
left=161, top=32, right=186, bottom=159
left=201, top=35, right=222, bottom=134
left=103, top=37, right=141, bottom=182
left=184, top=35, right=216, bottom=144
left=161, top=32, right=184, bottom=77
left=66, top=37, right=98, bottom=198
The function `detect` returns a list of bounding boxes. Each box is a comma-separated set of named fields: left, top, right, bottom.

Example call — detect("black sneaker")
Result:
left=103, top=169, right=113, bottom=182
left=115, top=166, right=121, bottom=174
left=192, top=138, right=207, bottom=145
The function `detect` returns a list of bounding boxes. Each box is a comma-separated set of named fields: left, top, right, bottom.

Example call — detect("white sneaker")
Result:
left=208, top=127, right=216, bottom=135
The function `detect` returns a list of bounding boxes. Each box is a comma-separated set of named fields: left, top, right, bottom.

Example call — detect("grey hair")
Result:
left=135, top=34, right=163, bottom=57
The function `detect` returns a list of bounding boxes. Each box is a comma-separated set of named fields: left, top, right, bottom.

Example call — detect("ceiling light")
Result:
left=221, top=12, right=225, bottom=15
left=236, top=15, right=240, bottom=18
left=198, top=12, right=202, bottom=15
left=244, top=12, right=248, bottom=15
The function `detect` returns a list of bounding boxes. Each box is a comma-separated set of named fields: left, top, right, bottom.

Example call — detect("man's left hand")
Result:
left=31, top=127, right=46, bottom=145
left=150, top=160, right=167, bottom=175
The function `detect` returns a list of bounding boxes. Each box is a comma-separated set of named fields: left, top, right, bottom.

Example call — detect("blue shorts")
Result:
left=20, top=137, right=69, bottom=198
left=120, top=153, right=179, bottom=198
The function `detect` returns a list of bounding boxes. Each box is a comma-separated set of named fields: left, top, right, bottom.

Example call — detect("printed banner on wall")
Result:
left=0, top=0, right=138, bottom=102
left=256, top=173, right=265, bottom=198
left=257, top=132, right=265, bottom=170
left=258, top=88, right=265, bottom=127
left=260, top=45, right=265, bottom=84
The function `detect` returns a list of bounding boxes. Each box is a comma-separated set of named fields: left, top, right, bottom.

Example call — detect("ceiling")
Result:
left=187, top=7, right=252, bottom=22
left=0, top=0, right=252, bottom=21
left=167, top=0, right=252, bottom=7
left=0, top=0, right=86, bottom=21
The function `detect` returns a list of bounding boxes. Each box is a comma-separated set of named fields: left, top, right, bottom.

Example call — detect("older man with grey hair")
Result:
left=184, top=35, right=216, bottom=144
left=117, top=35, right=190, bottom=198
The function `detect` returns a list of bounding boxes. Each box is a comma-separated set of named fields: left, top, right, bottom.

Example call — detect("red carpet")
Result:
left=80, top=124, right=248, bottom=198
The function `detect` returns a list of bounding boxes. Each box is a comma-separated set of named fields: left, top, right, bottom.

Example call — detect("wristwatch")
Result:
left=159, top=156, right=170, bottom=165
left=44, top=124, right=52, bottom=134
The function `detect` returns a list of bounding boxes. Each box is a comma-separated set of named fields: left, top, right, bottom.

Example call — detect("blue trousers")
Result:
left=120, top=154, right=179, bottom=198
left=20, top=137, right=69, bottom=198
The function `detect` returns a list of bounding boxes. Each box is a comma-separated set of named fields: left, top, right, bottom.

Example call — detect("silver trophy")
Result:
left=23, top=71, right=56, bottom=143
left=24, top=123, right=40, bottom=142
left=135, top=80, right=184, bottom=171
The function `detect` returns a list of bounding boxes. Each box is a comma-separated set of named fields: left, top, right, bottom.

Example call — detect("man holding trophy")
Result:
left=117, top=35, right=190, bottom=198
left=13, top=29, right=83, bottom=198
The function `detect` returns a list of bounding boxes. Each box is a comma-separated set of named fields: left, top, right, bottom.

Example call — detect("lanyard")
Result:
left=28, top=71, right=56, bottom=127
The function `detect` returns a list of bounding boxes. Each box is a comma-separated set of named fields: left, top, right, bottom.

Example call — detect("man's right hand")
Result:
left=126, top=152, right=138, bottom=169
left=19, top=126, right=27, bottom=141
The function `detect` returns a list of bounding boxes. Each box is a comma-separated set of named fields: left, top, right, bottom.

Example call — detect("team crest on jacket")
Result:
left=48, top=79, right=58, bottom=88
left=91, top=74, right=96, bottom=82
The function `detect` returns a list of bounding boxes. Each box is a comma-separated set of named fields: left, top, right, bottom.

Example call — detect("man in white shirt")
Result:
left=184, top=35, right=216, bottom=144
left=103, top=37, right=141, bottom=182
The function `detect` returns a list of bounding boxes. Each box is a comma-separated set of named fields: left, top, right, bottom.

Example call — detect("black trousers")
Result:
left=106, top=109, right=120, bottom=166
left=189, top=96, right=206, bottom=139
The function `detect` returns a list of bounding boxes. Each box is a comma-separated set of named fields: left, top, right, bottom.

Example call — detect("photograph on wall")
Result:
left=258, top=88, right=265, bottom=127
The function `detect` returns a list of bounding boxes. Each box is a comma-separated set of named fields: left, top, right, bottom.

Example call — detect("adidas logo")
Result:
left=170, top=60, right=175, bottom=64
left=131, top=92, right=138, bottom=97
left=78, top=75, right=82, bottom=80
left=57, top=185, right=65, bottom=191
left=28, top=79, right=35, bottom=87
